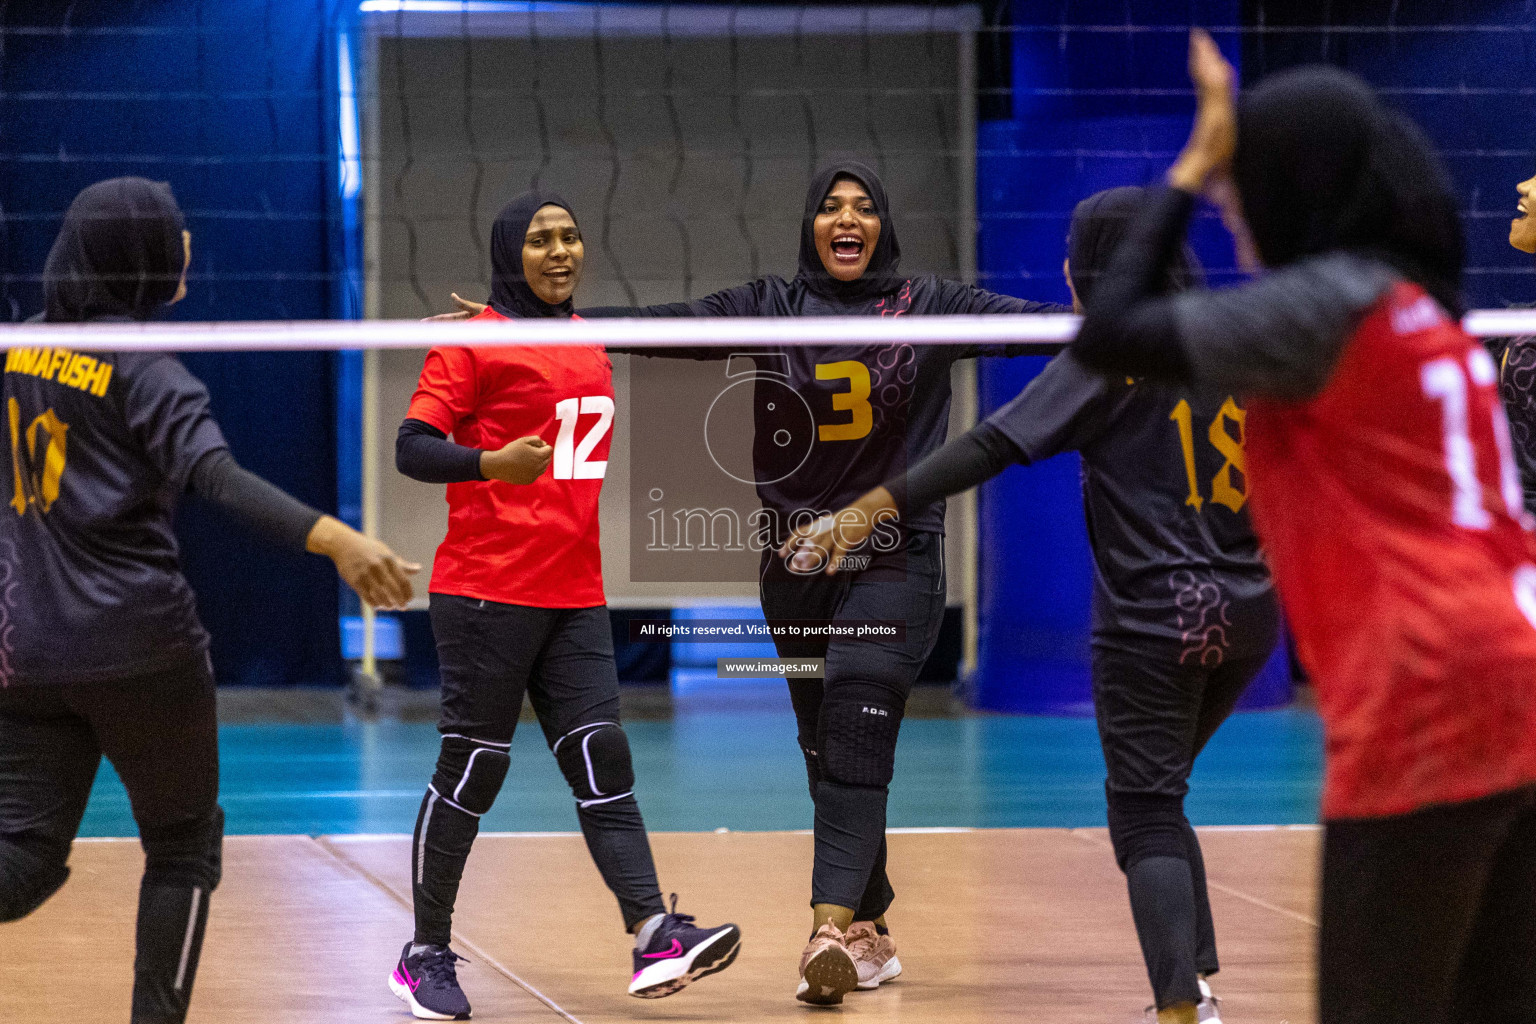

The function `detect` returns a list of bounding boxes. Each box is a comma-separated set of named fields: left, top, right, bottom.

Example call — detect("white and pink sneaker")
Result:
left=796, top=922, right=859, bottom=1005
left=846, top=921, right=903, bottom=990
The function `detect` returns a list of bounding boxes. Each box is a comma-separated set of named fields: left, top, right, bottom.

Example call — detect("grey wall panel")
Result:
left=369, top=25, right=970, bottom=605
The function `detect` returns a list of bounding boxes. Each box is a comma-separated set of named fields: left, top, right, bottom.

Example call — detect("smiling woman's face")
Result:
left=814, top=177, right=881, bottom=281
left=522, top=205, right=583, bottom=304
left=1512, top=173, right=1536, bottom=254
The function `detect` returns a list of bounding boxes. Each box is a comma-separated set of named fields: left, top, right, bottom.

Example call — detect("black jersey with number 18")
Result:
left=986, top=351, right=1275, bottom=652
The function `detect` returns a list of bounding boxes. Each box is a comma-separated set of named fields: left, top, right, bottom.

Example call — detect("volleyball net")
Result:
left=5, top=311, right=1534, bottom=353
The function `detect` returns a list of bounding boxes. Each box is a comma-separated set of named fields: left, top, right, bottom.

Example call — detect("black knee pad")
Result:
left=818, top=694, right=904, bottom=789
left=1105, top=788, right=1189, bottom=873
left=799, top=741, right=823, bottom=798
left=431, top=735, right=511, bottom=816
left=140, top=805, right=225, bottom=892
left=553, top=721, right=634, bottom=805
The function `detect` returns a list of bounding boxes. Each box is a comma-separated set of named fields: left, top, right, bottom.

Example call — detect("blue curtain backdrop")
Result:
left=1, top=0, right=348, bottom=686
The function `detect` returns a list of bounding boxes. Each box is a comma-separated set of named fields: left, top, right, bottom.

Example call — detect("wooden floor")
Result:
left=1, top=828, right=1320, bottom=1023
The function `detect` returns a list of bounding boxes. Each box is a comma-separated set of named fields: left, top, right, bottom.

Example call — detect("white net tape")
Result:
left=3, top=310, right=1530, bottom=353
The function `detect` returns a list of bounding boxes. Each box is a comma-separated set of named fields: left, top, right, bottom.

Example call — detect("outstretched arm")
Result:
left=939, top=281, right=1065, bottom=318
left=422, top=293, right=487, bottom=322
left=781, top=351, right=1113, bottom=573
left=583, top=281, right=771, bottom=359
left=929, top=279, right=1072, bottom=359
left=124, top=354, right=419, bottom=610
left=780, top=420, right=1017, bottom=574
left=189, top=449, right=419, bottom=609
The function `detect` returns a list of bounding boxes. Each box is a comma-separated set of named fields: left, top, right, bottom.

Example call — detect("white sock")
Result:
left=409, top=943, right=438, bottom=957
left=634, top=913, right=665, bottom=950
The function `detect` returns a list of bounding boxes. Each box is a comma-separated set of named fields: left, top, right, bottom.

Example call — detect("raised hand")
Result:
left=1167, top=29, right=1238, bottom=194
left=420, top=292, right=489, bottom=322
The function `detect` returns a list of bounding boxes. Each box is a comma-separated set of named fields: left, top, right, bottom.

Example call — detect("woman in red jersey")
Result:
left=1069, top=32, right=1536, bottom=1024
left=388, top=192, right=739, bottom=1021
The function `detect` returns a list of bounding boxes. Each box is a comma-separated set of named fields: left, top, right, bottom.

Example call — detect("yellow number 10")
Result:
left=8, top=397, right=68, bottom=516
left=1169, top=396, right=1247, bottom=513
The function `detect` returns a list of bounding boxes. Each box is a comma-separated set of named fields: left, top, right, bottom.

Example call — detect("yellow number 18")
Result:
left=1169, top=396, right=1246, bottom=513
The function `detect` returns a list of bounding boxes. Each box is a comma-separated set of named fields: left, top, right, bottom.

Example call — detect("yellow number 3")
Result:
left=815, top=361, right=873, bottom=442
left=8, top=397, right=68, bottom=515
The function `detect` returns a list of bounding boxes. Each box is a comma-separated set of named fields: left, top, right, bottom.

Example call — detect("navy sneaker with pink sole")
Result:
left=390, top=942, right=472, bottom=1020
left=628, top=896, right=741, bottom=998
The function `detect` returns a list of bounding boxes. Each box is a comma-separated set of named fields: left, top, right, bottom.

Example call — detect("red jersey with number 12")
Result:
left=1247, top=282, right=1536, bottom=820
left=406, top=307, right=613, bottom=608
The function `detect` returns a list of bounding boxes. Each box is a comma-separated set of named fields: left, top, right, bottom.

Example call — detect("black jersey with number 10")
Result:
left=2, top=346, right=228, bottom=686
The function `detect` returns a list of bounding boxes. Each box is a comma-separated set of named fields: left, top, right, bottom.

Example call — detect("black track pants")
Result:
left=761, top=531, right=946, bottom=918
left=0, top=658, right=222, bottom=1024
left=412, top=596, right=665, bottom=946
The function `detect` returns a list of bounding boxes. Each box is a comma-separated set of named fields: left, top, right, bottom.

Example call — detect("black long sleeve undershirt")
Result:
left=395, top=418, right=485, bottom=484
left=187, top=449, right=323, bottom=551
left=884, top=421, right=1023, bottom=517
left=1070, top=184, right=1396, bottom=402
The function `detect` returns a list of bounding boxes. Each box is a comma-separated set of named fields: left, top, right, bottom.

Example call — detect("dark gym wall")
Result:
left=1, top=0, right=347, bottom=685
left=1238, top=0, right=1536, bottom=310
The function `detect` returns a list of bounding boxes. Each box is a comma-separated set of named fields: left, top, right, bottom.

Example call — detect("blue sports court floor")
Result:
left=78, top=693, right=1323, bottom=837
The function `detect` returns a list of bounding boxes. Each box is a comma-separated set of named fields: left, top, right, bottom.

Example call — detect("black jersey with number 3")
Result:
left=584, top=159, right=1060, bottom=541
left=2, top=347, right=228, bottom=686
left=590, top=273, right=1059, bottom=539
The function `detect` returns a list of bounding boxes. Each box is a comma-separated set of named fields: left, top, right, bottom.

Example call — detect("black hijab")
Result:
left=488, top=190, right=578, bottom=319
left=795, top=161, right=904, bottom=303
left=1233, top=65, right=1464, bottom=314
left=43, top=177, right=185, bottom=323
left=1068, top=185, right=1201, bottom=307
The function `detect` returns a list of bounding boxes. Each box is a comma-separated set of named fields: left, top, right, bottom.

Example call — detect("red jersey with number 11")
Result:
left=406, top=308, right=613, bottom=608
left=1247, top=282, right=1536, bottom=820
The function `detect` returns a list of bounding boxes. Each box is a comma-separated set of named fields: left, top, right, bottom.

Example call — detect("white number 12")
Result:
left=1420, top=349, right=1524, bottom=530
left=553, top=396, right=614, bottom=480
